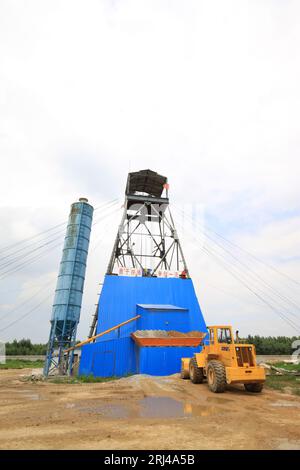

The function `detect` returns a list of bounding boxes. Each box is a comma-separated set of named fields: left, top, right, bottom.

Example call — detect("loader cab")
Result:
left=208, top=326, right=234, bottom=345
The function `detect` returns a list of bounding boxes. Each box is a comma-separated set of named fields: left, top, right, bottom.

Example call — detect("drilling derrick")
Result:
left=107, top=169, right=188, bottom=277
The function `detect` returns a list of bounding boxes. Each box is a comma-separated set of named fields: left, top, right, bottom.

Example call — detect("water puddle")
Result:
left=182, top=401, right=218, bottom=418
left=140, top=397, right=184, bottom=418
left=206, top=396, right=234, bottom=405
left=138, top=397, right=218, bottom=419
left=76, top=396, right=221, bottom=419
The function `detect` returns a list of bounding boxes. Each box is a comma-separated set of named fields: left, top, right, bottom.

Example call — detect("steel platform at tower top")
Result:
left=126, top=169, right=167, bottom=198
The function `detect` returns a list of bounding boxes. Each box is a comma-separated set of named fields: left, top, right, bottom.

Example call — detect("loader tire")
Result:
left=180, top=363, right=190, bottom=380
left=207, top=360, right=226, bottom=393
left=244, top=382, right=264, bottom=393
left=189, top=358, right=204, bottom=384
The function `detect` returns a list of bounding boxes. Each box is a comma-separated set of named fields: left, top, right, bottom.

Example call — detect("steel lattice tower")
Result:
left=107, top=169, right=188, bottom=277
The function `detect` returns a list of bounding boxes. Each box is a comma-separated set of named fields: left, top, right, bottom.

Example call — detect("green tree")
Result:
left=241, top=335, right=299, bottom=355
left=5, top=339, right=47, bottom=355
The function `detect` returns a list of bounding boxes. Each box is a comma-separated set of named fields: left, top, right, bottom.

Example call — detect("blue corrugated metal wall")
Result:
left=138, top=346, right=200, bottom=376
left=136, top=305, right=190, bottom=331
left=95, top=275, right=206, bottom=341
left=79, top=274, right=207, bottom=377
left=79, top=338, right=200, bottom=377
left=79, top=337, right=136, bottom=377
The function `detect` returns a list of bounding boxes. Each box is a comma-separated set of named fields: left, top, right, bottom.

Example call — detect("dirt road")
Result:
left=0, top=369, right=299, bottom=450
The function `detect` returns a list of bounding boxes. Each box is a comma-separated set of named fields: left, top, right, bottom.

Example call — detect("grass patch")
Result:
left=0, top=359, right=44, bottom=369
left=77, top=375, right=119, bottom=383
left=49, top=374, right=120, bottom=384
left=266, top=375, right=287, bottom=392
left=265, top=363, right=300, bottom=395
left=271, top=361, right=300, bottom=372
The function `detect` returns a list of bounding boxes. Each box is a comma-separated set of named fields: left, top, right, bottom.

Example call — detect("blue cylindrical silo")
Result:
left=51, top=198, right=94, bottom=325
left=44, top=197, right=93, bottom=376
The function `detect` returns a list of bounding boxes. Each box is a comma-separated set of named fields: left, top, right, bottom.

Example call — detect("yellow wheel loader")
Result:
left=181, top=325, right=266, bottom=393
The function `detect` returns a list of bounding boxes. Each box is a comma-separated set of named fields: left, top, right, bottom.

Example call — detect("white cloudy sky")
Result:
left=0, top=0, right=300, bottom=343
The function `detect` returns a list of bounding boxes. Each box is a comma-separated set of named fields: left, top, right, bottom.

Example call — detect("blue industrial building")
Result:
left=79, top=170, right=207, bottom=377
left=79, top=276, right=206, bottom=376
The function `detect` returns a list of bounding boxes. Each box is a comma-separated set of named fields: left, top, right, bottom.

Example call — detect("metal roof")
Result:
left=126, top=169, right=167, bottom=197
left=136, top=304, right=188, bottom=311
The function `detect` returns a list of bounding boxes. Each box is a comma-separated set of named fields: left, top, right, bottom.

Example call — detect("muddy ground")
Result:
left=0, top=369, right=300, bottom=450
